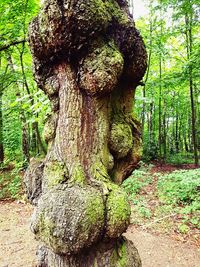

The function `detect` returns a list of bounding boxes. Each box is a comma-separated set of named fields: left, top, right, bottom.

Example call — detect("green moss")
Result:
left=44, top=161, right=68, bottom=188
left=91, top=161, right=110, bottom=182
left=110, top=241, right=127, bottom=267
left=36, top=212, right=55, bottom=241
left=35, top=212, right=67, bottom=254
left=79, top=0, right=129, bottom=28
left=70, top=164, right=86, bottom=186
left=43, top=118, right=55, bottom=143
left=106, top=187, right=131, bottom=238
left=79, top=40, right=123, bottom=95
left=94, top=259, right=98, bottom=267
left=32, top=186, right=105, bottom=255
left=105, top=0, right=129, bottom=24
left=116, top=242, right=127, bottom=267
left=84, top=193, right=105, bottom=227
left=109, top=122, right=133, bottom=159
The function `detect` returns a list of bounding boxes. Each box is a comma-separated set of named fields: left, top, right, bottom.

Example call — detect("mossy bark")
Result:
left=27, top=0, right=147, bottom=266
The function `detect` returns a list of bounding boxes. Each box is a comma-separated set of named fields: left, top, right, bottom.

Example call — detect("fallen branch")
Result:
left=142, top=213, right=177, bottom=229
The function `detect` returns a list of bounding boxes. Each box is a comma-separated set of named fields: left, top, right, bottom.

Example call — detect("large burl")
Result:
left=27, top=0, right=147, bottom=266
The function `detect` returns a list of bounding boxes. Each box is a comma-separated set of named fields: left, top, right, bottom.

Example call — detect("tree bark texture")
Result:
left=26, top=0, right=147, bottom=266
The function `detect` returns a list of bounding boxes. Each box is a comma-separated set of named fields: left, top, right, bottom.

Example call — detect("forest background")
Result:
left=0, top=0, right=199, bottom=196
left=0, top=0, right=199, bottom=249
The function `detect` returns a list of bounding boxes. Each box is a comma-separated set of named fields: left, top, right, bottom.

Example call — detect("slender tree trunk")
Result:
left=26, top=1, right=147, bottom=266
left=19, top=43, right=47, bottom=155
left=0, top=57, right=4, bottom=163
left=185, top=13, right=199, bottom=165
left=149, top=102, right=153, bottom=142
left=21, top=104, right=30, bottom=164
left=188, top=114, right=193, bottom=153
left=158, top=56, right=162, bottom=159
left=141, top=0, right=153, bottom=139
left=31, top=121, right=37, bottom=153
left=7, top=54, right=30, bottom=163
left=171, top=100, right=175, bottom=154
left=163, top=101, right=167, bottom=161
left=158, top=5, right=163, bottom=160
left=0, top=91, right=4, bottom=163
left=175, top=105, right=179, bottom=153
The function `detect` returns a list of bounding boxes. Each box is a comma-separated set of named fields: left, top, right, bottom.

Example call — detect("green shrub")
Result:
left=0, top=163, right=23, bottom=199
left=166, top=153, right=194, bottom=165
left=122, top=168, right=152, bottom=198
left=8, top=175, right=22, bottom=198
left=157, top=169, right=200, bottom=206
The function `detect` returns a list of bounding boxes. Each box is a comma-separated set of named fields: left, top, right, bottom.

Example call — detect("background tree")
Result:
left=134, top=0, right=199, bottom=165
left=0, top=0, right=48, bottom=165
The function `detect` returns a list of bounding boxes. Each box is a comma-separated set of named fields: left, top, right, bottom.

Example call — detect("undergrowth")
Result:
left=157, top=169, right=200, bottom=231
left=0, top=161, right=25, bottom=199
left=122, top=164, right=200, bottom=237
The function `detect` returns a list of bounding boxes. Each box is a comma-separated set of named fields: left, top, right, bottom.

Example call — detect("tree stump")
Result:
left=27, top=0, right=147, bottom=266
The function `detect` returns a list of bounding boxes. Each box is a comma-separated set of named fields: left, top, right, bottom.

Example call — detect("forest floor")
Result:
left=0, top=163, right=200, bottom=267
left=128, top=162, right=200, bottom=247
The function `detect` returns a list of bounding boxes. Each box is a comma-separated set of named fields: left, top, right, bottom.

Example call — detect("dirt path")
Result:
left=0, top=201, right=200, bottom=267
left=125, top=226, right=200, bottom=267
left=0, top=201, right=37, bottom=267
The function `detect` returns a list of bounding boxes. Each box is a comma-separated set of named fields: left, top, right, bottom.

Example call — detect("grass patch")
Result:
left=0, top=162, right=24, bottom=200
left=122, top=165, right=200, bottom=240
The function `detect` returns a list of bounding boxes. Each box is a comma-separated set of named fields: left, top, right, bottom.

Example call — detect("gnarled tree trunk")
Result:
left=26, top=0, right=147, bottom=266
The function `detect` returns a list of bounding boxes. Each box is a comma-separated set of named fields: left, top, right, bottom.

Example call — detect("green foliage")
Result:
left=0, top=164, right=23, bottom=199
left=122, top=168, right=152, bottom=198
left=142, top=139, right=158, bottom=162
left=122, top=164, right=153, bottom=221
left=134, top=0, right=200, bottom=164
left=166, top=153, right=194, bottom=165
left=0, top=0, right=48, bottom=164
left=178, top=224, right=190, bottom=234
left=157, top=169, right=200, bottom=228
left=157, top=169, right=200, bottom=205
left=8, top=174, right=21, bottom=198
left=123, top=166, right=200, bottom=233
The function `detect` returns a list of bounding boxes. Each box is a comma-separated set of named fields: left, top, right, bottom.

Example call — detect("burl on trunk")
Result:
left=25, top=0, right=147, bottom=266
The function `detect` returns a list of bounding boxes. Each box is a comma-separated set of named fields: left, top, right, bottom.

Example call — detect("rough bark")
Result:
left=35, top=237, right=141, bottom=267
left=24, top=158, right=44, bottom=205
left=27, top=0, right=147, bottom=266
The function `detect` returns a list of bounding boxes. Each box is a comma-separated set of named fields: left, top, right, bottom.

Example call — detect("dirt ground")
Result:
left=0, top=201, right=200, bottom=267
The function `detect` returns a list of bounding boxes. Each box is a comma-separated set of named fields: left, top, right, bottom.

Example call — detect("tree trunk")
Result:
left=175, top=105, right=179, bottom=154
left=19, top=44, right=47, bottom=156
left=185, top=13, right=199, bottom=166
left=0, top=91, right=4, bottom=163
left=163, top=103, right=167, bottom=161
left=158, top=4, right=164, bottom=161
left=32, top=120, right=47, bottom=155
left=141, top=0, right=153, bottom=139
left=7, top=54, right=30, bottom=163
left=158, top=56, right=162, bottom=159
left=0, top=57, right=4, bottom=164
left=27, top=1, right=147, bottom=266
left=21, top=110, right=30, bottom=164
